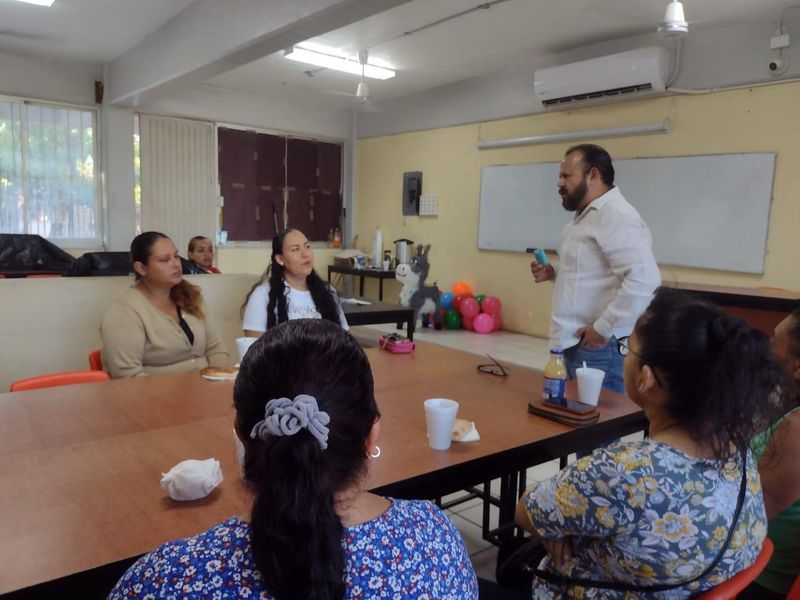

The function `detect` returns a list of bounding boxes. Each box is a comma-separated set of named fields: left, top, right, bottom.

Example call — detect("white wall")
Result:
left=102, top=104, right=136, bottom=251
left=0, top=51, right=101, bottom=106
left=139, top=83, right=350, bottom=140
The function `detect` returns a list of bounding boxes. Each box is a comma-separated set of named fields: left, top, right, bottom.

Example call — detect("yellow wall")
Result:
left=356, top=83, right=800, bottom=337
left=217, top=246, right=338, bottom=278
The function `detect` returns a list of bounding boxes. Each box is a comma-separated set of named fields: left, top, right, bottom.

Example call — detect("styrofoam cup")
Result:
left=576, top=367, right=605, bottom=407
left=236, top=336, right=257, bottom=363
left=424, top=398, right=459, bottom=450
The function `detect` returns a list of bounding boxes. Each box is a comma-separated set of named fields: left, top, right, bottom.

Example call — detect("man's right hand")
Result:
left=530, top=261, right=555, bottom=283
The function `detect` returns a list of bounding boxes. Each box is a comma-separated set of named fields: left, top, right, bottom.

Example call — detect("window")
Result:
left=217, top=126, right=342, bottom=242
left=0, top=98, right=99, bottom=245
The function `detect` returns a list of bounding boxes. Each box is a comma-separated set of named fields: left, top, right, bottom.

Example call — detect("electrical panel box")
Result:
left=402, top=171, right=422, bottom=216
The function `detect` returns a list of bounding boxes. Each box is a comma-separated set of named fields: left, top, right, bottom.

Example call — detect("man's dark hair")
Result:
left=566, top=143, right=615, bottom=186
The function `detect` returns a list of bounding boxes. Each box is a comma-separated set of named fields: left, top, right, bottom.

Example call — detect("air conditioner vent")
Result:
left=542, top=83, right=655, bottom=107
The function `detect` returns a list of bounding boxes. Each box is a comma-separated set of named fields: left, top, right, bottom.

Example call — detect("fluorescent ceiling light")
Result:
left=13, top=0, right=56, bottom=6
left=284, top=47, right=395, bottom=80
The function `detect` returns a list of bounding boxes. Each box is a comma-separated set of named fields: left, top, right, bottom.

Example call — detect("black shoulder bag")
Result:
left=498, top=449, right=748, bottom=594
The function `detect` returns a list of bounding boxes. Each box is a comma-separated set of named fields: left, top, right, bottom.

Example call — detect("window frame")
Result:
left=0, top=94, right=102, bottom=248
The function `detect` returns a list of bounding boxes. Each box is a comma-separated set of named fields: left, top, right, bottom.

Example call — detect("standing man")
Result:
left=531, top=144, right=660, bottom=392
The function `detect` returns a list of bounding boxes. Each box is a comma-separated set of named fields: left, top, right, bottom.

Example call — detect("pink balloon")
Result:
left=481, top=296, right=502, bottom=314
left=459, top=297, right=480, bottom=319
left=462, top=315, right=475, bottom=331
left=473, top=313, right=494, bottom=334
left=490, top=313, right=503, bottom=331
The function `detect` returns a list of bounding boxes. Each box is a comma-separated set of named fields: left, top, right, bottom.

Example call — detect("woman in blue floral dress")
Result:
left=516, top=287, right=789, bottom=599
left=108, top=319, right=478, bottom=600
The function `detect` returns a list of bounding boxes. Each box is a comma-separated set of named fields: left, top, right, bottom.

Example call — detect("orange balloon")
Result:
left=452, top=280, right=473, bottom=296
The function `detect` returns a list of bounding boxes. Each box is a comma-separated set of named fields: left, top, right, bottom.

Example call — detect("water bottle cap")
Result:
left=550, top=349, right=563, bottom=355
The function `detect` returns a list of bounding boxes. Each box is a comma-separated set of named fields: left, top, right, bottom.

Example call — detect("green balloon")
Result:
left=475, top=294, right=486, bottom=306
left=444, top=308, right=462, bottom=329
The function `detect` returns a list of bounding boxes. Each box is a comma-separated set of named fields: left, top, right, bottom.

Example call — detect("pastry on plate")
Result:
left=200, top=366, right=239, bottom=381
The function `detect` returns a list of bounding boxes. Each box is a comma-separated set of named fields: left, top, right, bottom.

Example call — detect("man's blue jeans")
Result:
left=563, top=336, right=625, bottom=394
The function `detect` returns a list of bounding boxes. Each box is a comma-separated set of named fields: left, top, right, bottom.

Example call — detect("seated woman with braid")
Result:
left=108, top=319, right=478, bottom=600
left=515, top=287, right=789, bottom=599
left=241, top=228, right=348, bottom=337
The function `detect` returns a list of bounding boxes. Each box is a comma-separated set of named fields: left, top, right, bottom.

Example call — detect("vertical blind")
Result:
left=139, top=114, right=218, bottom=255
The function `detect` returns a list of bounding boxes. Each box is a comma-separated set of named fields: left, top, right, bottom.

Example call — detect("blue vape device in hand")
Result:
left=532, top=248, right=549, bottom=266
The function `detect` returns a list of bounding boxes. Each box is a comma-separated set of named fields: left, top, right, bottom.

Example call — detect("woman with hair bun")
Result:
left=241, top=228, right=347, bottom=337
left=108, top=319, right=478, bottom=599
left=100, top=231, right=229, bottom=378
left=515, top=287, right=789, bottom=598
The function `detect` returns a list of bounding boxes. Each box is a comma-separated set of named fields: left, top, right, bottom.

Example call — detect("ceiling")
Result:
left=0, top=0, right=797, bottom=109
left=0, top=0, right=196, bottom=62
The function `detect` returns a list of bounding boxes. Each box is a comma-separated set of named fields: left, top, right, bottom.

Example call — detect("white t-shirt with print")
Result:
left=242, top=282, right=349, bottom=332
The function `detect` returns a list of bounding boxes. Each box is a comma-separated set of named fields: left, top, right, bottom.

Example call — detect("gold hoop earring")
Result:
left=369, top=446, right=381, bottom=459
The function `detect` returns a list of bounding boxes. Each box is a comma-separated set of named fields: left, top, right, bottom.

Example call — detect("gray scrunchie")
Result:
left=250, top=394, right=331, bottom=450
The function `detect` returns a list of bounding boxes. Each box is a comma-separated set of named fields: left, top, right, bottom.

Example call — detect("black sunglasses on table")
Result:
left=476, top=354, right=509, bottom=377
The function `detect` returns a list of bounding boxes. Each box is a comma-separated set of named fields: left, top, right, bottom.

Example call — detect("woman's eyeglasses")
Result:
left=617, top=336, right=663, bottom=387
left=616, top=336, right=633, bottom=357
left=476, top=354, right=509, bottom=377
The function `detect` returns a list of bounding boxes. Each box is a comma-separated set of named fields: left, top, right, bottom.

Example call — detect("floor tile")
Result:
left=457, top=500, right=499, bottom=531
left=470, top=546, right=500, bottom=582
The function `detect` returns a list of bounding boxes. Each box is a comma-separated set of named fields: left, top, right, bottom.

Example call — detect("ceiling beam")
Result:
left=107, top=0, right=413, bottom=106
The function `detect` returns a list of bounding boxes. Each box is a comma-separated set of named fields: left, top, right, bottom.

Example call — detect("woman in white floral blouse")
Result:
left=516, top=287, right=790, bottom=599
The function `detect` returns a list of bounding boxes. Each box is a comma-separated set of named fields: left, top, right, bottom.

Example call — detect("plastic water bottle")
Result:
left=373, top=226, right=383, bottom=269
left=542, top=349, right=567, bottom=401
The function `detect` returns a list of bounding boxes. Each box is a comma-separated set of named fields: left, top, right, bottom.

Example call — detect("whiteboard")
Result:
left=477, top=153, right=775, bottom=273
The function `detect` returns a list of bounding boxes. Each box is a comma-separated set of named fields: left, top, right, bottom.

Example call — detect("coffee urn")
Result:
left=394, top=238, right=414, bottom=267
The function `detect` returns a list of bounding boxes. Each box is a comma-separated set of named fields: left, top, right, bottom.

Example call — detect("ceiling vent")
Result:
left=534, top=47, right=670, bottom=109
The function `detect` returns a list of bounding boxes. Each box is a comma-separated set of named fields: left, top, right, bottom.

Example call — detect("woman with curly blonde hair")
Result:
left=100, top=231, right=229, bottom=378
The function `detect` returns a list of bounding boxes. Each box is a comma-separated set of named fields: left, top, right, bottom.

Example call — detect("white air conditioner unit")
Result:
left=534, top=47, right=670, bottom=109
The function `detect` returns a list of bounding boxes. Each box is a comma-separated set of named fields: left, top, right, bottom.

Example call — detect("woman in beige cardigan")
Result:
left=101, top=231, right=229, bottom=378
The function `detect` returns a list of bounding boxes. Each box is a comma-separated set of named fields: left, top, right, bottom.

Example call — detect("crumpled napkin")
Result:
left=452, top=418, right=480, bottom=442
left=160, top=458, right=223, bottom=501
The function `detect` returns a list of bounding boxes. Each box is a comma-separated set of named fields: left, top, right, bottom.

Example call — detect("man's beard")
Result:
left=560, top=179, right=587, bottom=212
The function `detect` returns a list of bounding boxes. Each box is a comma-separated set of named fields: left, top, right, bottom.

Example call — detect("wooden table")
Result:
left=328, top=265, right=396, bottom=301
left=342, top=298, right=416, bottom=340
left=0, top=342, right=644, bottom=597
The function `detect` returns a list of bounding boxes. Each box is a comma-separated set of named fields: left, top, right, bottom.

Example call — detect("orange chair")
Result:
left=788, top=574, right=800, bottom=600
left=10, top=370, right=110, bottom=392
left=695, top=538, right=774, bottom=600
left=88, top=349, right=103, bottom=371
